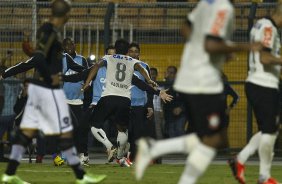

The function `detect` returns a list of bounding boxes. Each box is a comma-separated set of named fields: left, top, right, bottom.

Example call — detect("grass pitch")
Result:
left=0, top=163, right=281, bottom=184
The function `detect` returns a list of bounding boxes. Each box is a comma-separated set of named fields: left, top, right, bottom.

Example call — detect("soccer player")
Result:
left=1, top=1, right=106, bottom=183
left=82, top=39, right=172, bottom=166
left=228, top=5, right=282, bottom=184
left=135, top=0, right=262, bottom=184
left=62, top=37, right=89, bottom=166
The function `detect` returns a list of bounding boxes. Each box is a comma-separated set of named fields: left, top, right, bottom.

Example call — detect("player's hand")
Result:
left=159, top=89, right=173, bottom=103
left=146, top=108, right=154, bottom=119
left=148, top=80, right=158, bottom=87
left=0, top=75, right=3, bottom=80
left=51, top=72, right=62, bottom=86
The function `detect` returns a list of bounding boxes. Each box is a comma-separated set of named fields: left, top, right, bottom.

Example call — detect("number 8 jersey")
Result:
left=101, top=54, right=139, bottom=99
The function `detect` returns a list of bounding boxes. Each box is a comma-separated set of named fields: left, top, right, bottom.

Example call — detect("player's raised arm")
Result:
left=82, top=59, right=105, bottom=91
left=1, top=57, right=35, bottom=79
left=134, top=63, right=157, bottom=87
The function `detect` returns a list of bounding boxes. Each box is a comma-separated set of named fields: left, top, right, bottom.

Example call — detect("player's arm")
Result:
left=132, top=75, right=173, bottom=103
left=63, top=68, right=90, bottom=82
left=134, top=63, right=157, bottom=87
left=204, top=8, right=261, bottom=55
left=224, top=82, right=239, bottom=109
left=1, top=57, right=35, bottom=79
left=82, top=59, right=105, bottom=91
left=181, top=19, right=192, bottom=40
left=66, top=54, right=86, bottom=72
left=132, top=74, right=159, bottom=95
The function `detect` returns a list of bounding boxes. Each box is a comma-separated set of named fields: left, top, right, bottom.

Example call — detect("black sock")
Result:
left=71, top=163, right=85, bottom=179
left=5, top=159, right=20, bottom=175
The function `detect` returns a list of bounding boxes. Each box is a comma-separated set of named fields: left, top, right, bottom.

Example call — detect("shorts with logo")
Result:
left=20, top=83, right=73, bottom=135
left=245, top=82, right=280, bottom=133
left=91, top=95, right=131, bottom=128
left=180, top=93, right=228, bottom=137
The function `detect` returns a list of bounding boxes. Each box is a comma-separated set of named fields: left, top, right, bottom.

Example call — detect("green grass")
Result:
left=0, top=163, right=281, bottom=184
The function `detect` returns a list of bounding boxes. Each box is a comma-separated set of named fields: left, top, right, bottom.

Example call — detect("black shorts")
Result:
left=91, top=95, right=131, bottom=128
left=180, top=93, right=228, bottom=137
left=245, top=82, right=280, bottom=133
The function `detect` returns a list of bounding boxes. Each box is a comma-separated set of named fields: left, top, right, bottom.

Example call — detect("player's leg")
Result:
left=135, top=94, right=200, bottom=180
left=253, top=84, right=280, bottom=184
left=178, top=94, right=227, bottom=184
left=90, top=97, right=117, bottom=162
left=48, top=89, right=106, bottom=183
left=2, top=84, right=39, bottom=183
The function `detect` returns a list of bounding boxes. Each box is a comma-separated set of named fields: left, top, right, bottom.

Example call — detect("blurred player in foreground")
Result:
left=135, top=0, right=262, bottom=184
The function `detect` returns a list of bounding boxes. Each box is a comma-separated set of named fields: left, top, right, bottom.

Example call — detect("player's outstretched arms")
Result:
left=159, top=89, right=173, bottom=103
left=204, top=36, right=263, bottom=55
left=134, top=63, right=158, bottom=87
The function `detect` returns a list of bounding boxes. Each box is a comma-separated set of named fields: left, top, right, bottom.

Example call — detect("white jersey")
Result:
left=101, top=54, right=139, bottom=99
left=246, top=18, right=281, bottom=89
left=174, top=0, right=234, bottom=94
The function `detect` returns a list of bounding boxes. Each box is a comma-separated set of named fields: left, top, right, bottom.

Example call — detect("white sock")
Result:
left=150, top=133, right=199, bottom=159
left=91, top=127, right=113, bottom=150
left=117, top=131, right=128, bottom=159
left=9, top=145, right=26, bottom=162
left=178, top=143, right=216, bottom=184
left=259, top=133, right=277, bottom=180
left=238, top=131, right=262, bottom=164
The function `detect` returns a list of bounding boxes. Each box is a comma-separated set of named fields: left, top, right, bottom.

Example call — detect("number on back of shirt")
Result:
left=115, top=63, right=127, bottom=82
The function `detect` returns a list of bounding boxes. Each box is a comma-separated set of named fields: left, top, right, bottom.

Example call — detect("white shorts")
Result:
left=20, top=83, right=73, bottom=135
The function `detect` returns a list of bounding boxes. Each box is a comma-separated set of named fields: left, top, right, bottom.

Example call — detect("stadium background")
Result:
left=0, top=0, right=281, bottom=154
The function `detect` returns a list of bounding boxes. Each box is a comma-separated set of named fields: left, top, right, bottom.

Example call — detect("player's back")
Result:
left=102, top=54, right=138, bottom=99
left=247, top=18, right=281, bottom=89
left=174, top=0, right=234, bottom=94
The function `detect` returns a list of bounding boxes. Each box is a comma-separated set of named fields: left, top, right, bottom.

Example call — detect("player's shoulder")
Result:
left=213, top=0, right=234, bottom=12
left=254, top=18, right=277, bottom=35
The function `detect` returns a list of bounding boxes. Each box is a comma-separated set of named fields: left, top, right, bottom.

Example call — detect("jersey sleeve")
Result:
left=205, top=5, right=234, bottom=39
left=258, top=24, right=276, bottom=51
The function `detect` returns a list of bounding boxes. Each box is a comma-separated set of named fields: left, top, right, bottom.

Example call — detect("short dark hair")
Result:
left=115, top=39, right=129, bottom=55
left=150, top=67, right=158, bottom=75
left=105, top=45, right=115, bottom=54
left=51, top=0, right=71, bottom=17
left=62, top=37, right=73, bottom=46
left=129, top=42, right=140, bottom=51
left=167, top=66, right=177, bottom=73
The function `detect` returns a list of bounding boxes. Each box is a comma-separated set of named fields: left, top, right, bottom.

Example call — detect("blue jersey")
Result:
left=91, top=66, right=107, bottom=105
left=62, top=54, right=84, bottom=102
left=131, top=62, right=148, bottom=106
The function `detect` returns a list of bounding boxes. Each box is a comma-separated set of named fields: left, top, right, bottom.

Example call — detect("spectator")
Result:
left=163, top=66, right=186, bottom=138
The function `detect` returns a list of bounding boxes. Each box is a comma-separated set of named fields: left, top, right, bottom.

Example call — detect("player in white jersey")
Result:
left=135, top=1, right=262, bottom=184
left=81, top=39, right=172, bottom=166
left=228, top=5, right=282, bottom=184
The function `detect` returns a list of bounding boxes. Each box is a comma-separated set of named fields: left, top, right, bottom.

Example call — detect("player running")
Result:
left=228, top=4, right=282, bottom=184
left=134, top=0, right=262, bottom=184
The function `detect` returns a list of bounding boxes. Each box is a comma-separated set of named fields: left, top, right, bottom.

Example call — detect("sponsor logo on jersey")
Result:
left=211, top=10, right=228, bottom=36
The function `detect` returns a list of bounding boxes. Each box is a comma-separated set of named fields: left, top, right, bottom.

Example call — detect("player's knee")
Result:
left=59, top=137, right=75, bottom=151
left=10, top=128, right=32, bottom=146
